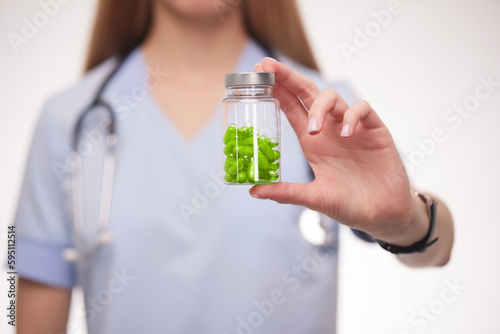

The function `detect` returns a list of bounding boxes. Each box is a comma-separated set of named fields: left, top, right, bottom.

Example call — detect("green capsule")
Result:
left=237, top=169, right=247, bottom=183
left=224, top=156, right=236, bottom=173
left=237, top=126, right=249, bottom=139
left=236, top=157, right=246, bottom=173
left=247, top=160, right=256, bottom=183
left=224, top=173, right=236, bottom=183
left=273, top=150, right=281, bottom=161
left=257, top=135, right=271, bottom=147
left=227, top=157, right=245, bottom=176
left=269, top=171, right=279, bottom=181
left=259, top=141, right=275, bottom=162
left=223, top=124, right=236, bottom=144
left=257, top=151, right=270, bottom=171
left=241, top=125, right=255, bottom=138
left=259, top=171, right=270, bottom=180
left=233, top=145, right=254, bottom=158
left=269, top=137, right=279, bottom=148
left=270, top=162, right=280, bottom=171
left=223, top=140, right=236, bottom=155
left=239, top=137, right=255, bottom=146
left=246, top=126, right=255, bottom=138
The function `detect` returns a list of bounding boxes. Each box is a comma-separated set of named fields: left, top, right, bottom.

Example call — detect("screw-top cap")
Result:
left=225, top=72, right=275, bottom=88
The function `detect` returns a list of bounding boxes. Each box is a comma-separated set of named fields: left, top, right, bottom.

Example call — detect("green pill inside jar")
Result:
left=237, top=170, right=247, bottom=183
left=221, top=72, right=281, bottom=185
left=257, top=152, right=270, bottom=172
left=239, top=137, right=255, bottom=146
left=259, top=141, right=275, bottom=162
left=233, top=145, right=253, bottom=159
left=223, top=140, right=236, bottom=156
left=224, top=173, right=236, bottom=183
left=227, top=157, right=245, bottom=176
left=273, top=150, right=281, bottom=161
left=224, top=156, right=236, bottom=173
left=223, top=124, right=236, bottom=145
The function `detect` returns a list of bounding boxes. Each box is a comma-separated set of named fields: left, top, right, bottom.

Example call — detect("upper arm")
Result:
left=18, top=277, right=72, bottom=334
left=15, top=104, right=76, bottom=288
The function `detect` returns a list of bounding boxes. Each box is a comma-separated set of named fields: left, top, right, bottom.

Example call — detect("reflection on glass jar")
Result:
left=221, top=72, right=281, bottom=185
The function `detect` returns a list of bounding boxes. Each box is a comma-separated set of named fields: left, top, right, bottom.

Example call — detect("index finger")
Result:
left=254, top=62, right=309, bottom=137
left=260, top=57, right=320, bottom=110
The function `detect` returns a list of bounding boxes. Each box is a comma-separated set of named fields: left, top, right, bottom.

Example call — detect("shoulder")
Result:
left=40, top=57, right=119, bottom=135
left=276, top=53, right=359, bottom=105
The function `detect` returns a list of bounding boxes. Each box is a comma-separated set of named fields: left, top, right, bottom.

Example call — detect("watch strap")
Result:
left=376, top=193, right=438, bottom=255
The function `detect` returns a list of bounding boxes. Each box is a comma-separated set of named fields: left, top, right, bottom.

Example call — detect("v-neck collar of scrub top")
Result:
left=98, top=38, right=268, bottom=150
left=15, top=35, right=343, bottom=334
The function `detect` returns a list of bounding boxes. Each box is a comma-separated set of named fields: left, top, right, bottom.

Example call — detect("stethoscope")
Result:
left=61, top=55, right=125, bottom=263
left=61, top=49, right=338, bottom=263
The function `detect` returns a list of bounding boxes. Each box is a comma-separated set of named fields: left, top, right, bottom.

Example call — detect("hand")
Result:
left=250, top=57, right=424, bottom=244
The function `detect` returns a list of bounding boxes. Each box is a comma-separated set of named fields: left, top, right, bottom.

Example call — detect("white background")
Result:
left=1, top=0, right=499, bottom=333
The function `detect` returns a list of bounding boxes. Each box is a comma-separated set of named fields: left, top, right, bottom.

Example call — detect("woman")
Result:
left=16, top=0, right=454, bottom=333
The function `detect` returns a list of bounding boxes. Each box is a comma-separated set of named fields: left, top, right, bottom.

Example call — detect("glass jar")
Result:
left=221, top=72, right=281, bottom=185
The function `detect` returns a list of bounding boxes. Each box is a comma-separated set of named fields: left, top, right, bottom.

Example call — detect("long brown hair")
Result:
left=85, top=0, right=319, bottom=72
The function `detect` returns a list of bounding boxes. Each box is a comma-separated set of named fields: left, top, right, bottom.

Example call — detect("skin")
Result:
left=251, top=59, right=454, bottom=267
left=142, top=0, right=248, bottom=139
left=18, top=0, right=454, bottom=332
left=17, top=278, right=71, bottom=333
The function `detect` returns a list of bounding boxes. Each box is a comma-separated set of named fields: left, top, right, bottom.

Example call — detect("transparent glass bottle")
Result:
left=221, top=72, right=281, bottom=185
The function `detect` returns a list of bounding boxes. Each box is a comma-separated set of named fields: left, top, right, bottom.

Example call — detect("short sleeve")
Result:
left=14, top=104, right=76, bottom=288
left=351, top=229, right=375, bottom=243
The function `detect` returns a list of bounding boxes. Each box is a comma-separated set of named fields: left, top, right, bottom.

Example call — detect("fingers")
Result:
left=341, top=100, right=384, bottom=137
left=307, top=88, right=350, bottom=135
left=249, top=182, right=320, bottom=209
left=256, top=59, right=382, bottom=140
left=254, top=62, right=308, bottom=136
left=260, top=58, right=320, bottom=109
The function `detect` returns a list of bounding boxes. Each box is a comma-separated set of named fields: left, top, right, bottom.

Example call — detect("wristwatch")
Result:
left=376, top=192, right=439, bottom=254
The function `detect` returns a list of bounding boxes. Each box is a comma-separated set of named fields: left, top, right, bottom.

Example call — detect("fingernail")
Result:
left=264, top=57, right=278, bottom=63
left=250, top=192, right=260, bottom=198
left=308, top=116, right=319, bottom=134
left=341, top=124, right=350, bottom=137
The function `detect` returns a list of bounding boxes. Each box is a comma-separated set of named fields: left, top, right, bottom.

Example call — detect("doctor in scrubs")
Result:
left=15, top=0, right=454, bottom=333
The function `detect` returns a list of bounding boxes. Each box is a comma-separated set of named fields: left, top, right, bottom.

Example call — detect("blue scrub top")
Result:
left=15, top=39, right=359, bottom=333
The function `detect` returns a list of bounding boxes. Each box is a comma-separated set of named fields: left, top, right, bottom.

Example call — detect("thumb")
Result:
left=249, top=182, right=319, bottom=208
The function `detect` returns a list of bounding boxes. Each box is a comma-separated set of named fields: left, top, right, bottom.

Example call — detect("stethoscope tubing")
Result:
left=64, top=53, right=131, bottom=263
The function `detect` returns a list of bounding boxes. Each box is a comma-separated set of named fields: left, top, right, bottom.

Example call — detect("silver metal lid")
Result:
left=225, top=72, right=275, bottom=87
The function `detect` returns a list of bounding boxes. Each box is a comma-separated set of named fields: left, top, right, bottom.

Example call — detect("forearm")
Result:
left=373, top=192, right=454, bottom=268
left=396, top=196, right=454, bottom=267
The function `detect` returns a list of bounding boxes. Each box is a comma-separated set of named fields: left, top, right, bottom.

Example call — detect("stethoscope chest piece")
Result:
left=62, top=229, right=113, bottom=263
left=299, top=208, right=338, bottom=247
